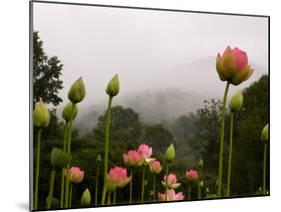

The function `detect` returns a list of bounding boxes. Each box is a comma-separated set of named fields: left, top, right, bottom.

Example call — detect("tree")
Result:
left=170, top=113, right=199, bottom=158
left=193, top=99, right=222, bottom=173
left=231, top=75, right=269, bottom=195
left=33, top=32, right=65, bottom=208
left=33, top=31, right=63, bottom=106
left=141, top=123, right=175, bottom=153
left=92, top=105, right=142, bottom=145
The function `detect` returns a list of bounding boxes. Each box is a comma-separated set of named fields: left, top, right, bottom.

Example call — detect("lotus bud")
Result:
left=106, top=74, right=120, bottom=97
left=198, top=159, right=203, bottom=169
left=33, top=100, right=50, bottom=127
left=68, top=77, right=86, bottom=103
left=123, top=150, right=142, bottom=166
left=261, top=124, right=269, bottom=142
left=50, top=148, right=72, bottom=169
left=185, top=169, right=199, bottom=182
left=229, top=90, right=243, bottom=112
left=96, top=154, right=102, bottom=164
left=62, top=102, right=78, bottom=122
left=106, top=178, right=117, bottom=192
left=138, top=144, right=153, bottom=163
left=199, top=181, right=204, bottom=188
left=66, top=166, right=84, bottom=184
left=107, top=166, right=132, bottom=189
left=216, top=46, right=253, bottom=85
left=81, top=188, right=91, bottom=206
left=165, top=143, right=175, bottom=163
left=149, top=160, right=162, bottom=174
left=162, top=173, right=181, bottom=189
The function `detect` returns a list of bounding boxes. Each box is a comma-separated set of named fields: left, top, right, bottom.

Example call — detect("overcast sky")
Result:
left=33, top=2, right=268, bottom=110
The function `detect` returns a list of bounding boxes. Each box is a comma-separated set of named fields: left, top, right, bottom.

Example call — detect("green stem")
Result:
left=63, top=123, right=69, bottom=152
left=113, top=189, right=116, bottom=205
left=153, top=174, right=156, bottom=202
left=263, top=143, right=268, bottom=195
left=101, top=97, right=113, bottom=205
left=188, top=183, right=191, bottom=200
left=64, top=126, right=72, bottom=208
left=66, top=121, right=73, bottom=154
left=69, top=184, right=73, bottom=208
left=64, top=104, right=75, bottom=208
left=218, top=81, right=230, bottom=198
left=60, top=123, right=69, bottom=208
left=47, top=170, right=56, bottom=209
left=60, top=168, right=65, bottom=208
left=198, top=184, right=201, bottom=199
left=64, top=166, right=70, bottom=208
left=129, top=168, right=133, bottom=204
left=34, top=128, right=42, bottom=210
left=164, top=163, right=169, bottom=201
left=64, top=131, right=73, bottom=208
left=95, top=164, right=100, bottom=206
left=226, top=112, right=234, bottom=197
left=107, top=192, right=111, bottom=205
left=141, top=166, right=146, bottom=203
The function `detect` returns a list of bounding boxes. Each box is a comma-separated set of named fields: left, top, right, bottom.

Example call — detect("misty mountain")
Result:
left=73, top=88, right=207, bottom=135
left=167, top=56, right=267, bottom=98
left=69, top=57, right=267, bottom=135
left=120, top=89, right=205, bottom=123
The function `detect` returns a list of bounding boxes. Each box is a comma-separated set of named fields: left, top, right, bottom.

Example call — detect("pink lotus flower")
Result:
left=137, top=144, right=153, bottom=165
left=149, top=160, right=162, bottom=174
left=123, top=150, right=142, bottom=166
left=107, top=166, right=132, bottom=188
left=216, top=46, right=253, bottom=85
left=67, top=166, right=84, bottom=184
left=158, top=189, right=184, bottom=201
left=138, top=144, right=152, bottom=160
left=185, top=169, right=199, bottom=182
left=162, top=173, right=181, bottom=189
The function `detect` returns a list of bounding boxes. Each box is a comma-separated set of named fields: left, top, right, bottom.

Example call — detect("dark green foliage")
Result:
left=141, top=124, right=175, bottom=152
left=93, top=105, right=142, bottom=144
left=41, top=109, right=64, bottom=140
left=168, top=75, right=269, bottom=196
left=194, top=99, right=222, bottom=173
left=50, top=148, right=72, bottom=169
left=35, top=75, right=269, bottom=208
left=231, top=75, right=269, bottom=195
left=33, top=33, right=65, bottom=207
left=171, top=113, right=197, bottom=147
left=33, top=31, right=63, bottom=106
left=169, top=99, right=222, bottom=173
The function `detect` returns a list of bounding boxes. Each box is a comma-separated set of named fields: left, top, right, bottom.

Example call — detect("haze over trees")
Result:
left=33, top=32, right=269, bottom=208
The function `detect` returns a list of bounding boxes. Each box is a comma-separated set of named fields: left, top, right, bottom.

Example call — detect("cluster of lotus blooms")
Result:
left=122, top=143, right=200, bottom=202
left=33, top=46, right=269, bottom=209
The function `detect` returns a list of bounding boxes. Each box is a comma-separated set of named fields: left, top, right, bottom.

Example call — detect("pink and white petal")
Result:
left=232, top=47, right=248, bottom=71
left=222, top=49, right=237, bottom=77
left=171, top=183, right=181, bottom=189
left=175, top=192, right=184, bottom=200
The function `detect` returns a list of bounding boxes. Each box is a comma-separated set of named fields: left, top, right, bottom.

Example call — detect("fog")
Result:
left=33, top=2, right=268, bottom=129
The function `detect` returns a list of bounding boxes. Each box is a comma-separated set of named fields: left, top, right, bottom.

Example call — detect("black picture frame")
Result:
left=29, top=1, right=270, bottom=211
